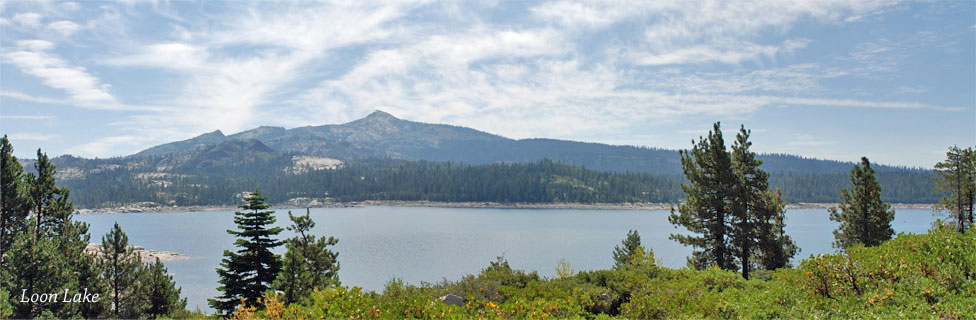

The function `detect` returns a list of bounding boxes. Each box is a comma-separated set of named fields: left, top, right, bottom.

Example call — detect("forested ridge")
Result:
left=38, top=157, right=936, bottom=208
left=43, top=157, right=939, bottom=208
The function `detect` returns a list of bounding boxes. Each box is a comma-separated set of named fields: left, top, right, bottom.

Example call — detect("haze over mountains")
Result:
left=14, top=110, right=937, bottom=208
left=130, top=110, right=892, bottom=175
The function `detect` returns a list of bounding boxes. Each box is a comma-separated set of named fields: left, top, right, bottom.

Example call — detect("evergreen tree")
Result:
left=670, top=124, right=797, bottom=278
left=0, top=135, right=29, bottom=268
left=829, top=157, right=895, bottom=248
left=729, top=126, right=765, bottom=279
left=4, top=148, right=88, bottom=318
left=100, top=222, right=142, bottom=318
left=612, top=229, right=643, bottom=269
left=25, top=149, right=74, bottom=237
left=728, top=127, right=797, bottom=278
left=275, top=238, right=312, bottom=304
left=274, top=208, right=340, bottom=303
left=933, top=146, right=976, bottom=233
left=754, top=190, right=798, bottom=270
left=140, top=258, right=187, bottom=318
left=4, top=218, right=69, bottom=318
left=669, top=122, right=735, bottom=270
left=210, top=190, right=283, bottom=315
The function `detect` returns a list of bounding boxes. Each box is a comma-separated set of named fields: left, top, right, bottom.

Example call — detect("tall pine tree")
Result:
left=0, top=135, right=29, bottom=269
left=829, top=157, right=895, bottom=248
left=669, top=122, right=735, bottom=270
left=671, top=124, right=797, bottom=277
left=100, top=222, right=142, bottom=318
left=210, top=190, right=283, bottom=315
left=933, top=145, right=976, bottom=233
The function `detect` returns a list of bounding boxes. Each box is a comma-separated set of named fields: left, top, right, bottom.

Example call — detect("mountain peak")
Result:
left=365, top=110, right=397, bottom=120
left=202, top=129, right=225, bottom=137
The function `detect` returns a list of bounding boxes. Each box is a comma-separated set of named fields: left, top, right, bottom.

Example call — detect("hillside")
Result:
left=12, top=111, right=940, bottom=208
left=131, top=110, right=891, bottom=175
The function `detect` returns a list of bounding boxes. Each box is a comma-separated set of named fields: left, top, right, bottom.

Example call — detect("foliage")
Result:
left=933, top=145, right=975, bottom=233
left=274, top=208, right=340, bottom=304
left=829, top=157, right=896, bottom=248
left=670, top=122, right=735, bottom=271
left=141, top=257, right=188, bottom=318
left=1, top=135, right=29, bottom=269
left=670, top=123, right=797, bottom=278
left=234, top=227, right=974, bottom=320
left=210, top=190, right=284, bottom=315
left=612, top=230, right=643, bottom=269
left=0, top=141, right=186, bottom=319
left=101, top=222, right=142, bottom=317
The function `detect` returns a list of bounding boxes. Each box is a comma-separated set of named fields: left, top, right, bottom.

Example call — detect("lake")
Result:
left=75, top=207, right=939, bottom=312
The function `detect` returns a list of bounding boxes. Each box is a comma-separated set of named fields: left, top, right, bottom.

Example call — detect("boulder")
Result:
left=437, top=294, right=464, bottom=306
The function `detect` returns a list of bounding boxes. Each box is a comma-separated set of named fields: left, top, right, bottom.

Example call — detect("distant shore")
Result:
left=74, top=200, right=936, bottom=214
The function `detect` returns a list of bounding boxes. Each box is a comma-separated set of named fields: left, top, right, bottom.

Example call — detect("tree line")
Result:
left=209, top=191, right=341, bottom=316
left=0, top=136, right=185, bottom=318
left=667, top=123, right=975, bottom=282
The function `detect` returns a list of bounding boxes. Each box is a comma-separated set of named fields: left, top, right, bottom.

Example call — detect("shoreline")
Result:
left=75, top=200, right=937, bottom=214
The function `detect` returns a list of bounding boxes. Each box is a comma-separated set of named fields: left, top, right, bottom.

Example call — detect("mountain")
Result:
left=130, top=110, right=874, bottom=175
left=13, top=110, right=938, bottom=208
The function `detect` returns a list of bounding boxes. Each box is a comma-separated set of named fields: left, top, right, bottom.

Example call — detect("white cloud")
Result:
left=12, top=12, right=41, bottom=27
left=7, top=133, right=57, bottom=141
left=0, top=114, right=55, bottom=120
left=632, top=39, right=811, bottom=66
left=0, top=90, right=68, bottom=104
left=66, top=135, right=148, bottom=157
left=3, top=40, right=119, bottom=107
left=47, top=20, right=81, bottom=36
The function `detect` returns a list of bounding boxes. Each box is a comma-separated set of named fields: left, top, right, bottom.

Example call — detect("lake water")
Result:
left=74, top=207, right=939, bottom=311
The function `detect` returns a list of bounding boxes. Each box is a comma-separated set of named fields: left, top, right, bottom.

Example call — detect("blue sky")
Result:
left=0, top=0, right=973, bottom=168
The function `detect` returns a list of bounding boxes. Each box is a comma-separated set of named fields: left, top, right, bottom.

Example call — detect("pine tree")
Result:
left=210, top=190, right=283, bottom=315
left=829, top=157, right=895, bottom=248
left=275, top=239, right=312, bottom=304
left=612, top=229, right=643, bottom=269
left=933, top=146, right=976, bottom=233
left=669, top=122, right=735, bottom=270
left=754, top=190, right=798, bottom=270
left=728, top=126, right=797, bottom=278
left=5, top=218, right=69, bottom=318
left=0, top=135, right=29, bottom=268
left=140, top=258, right=187, bottom=318
left=729, top=126, right=765, bottom=279
left=25, top=149, right=74, bottom=237
left=274, top=208, right=339, bottom=303
left=100, top=222, right=142, bottom=318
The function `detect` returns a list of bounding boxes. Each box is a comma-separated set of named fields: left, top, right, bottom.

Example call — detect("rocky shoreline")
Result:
left=84, top=243, right=189, bottom=263
left=74, top=200, right=936, bottom=214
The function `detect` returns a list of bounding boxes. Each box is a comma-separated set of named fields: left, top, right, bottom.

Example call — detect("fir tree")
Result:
left=612, top=229, right=643, bottom=269
left=829, top=157, right=895, bottom=248
left=933, top=146, right=976, bottom=233
left=669, top=122, right=735, bottom=270
left=0, top=135, right=29, bottom=268
left=274, top=208, right=339, bottom=303
left=100, top=222, right=142, bottom=318
left=210, top=190, right=283, bottom=315
left=140, top=258, right=187, bottom=319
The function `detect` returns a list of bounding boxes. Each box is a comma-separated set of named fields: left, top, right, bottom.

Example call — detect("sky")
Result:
left=0, top=0, right=973, bottom=168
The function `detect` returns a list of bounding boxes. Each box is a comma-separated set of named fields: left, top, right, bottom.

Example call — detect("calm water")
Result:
left=75, top=207, right=938, bottom=311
